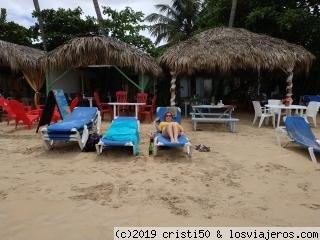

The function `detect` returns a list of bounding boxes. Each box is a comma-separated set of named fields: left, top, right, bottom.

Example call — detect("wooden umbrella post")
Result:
left=170, top=71, right=177, bottom=106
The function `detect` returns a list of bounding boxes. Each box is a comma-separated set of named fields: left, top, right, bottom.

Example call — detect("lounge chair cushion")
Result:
left=155, top=133, right=189, bottom=147
left=285, top=116, right=320, bottom=152
left=47, top=107, right=97, bottom=133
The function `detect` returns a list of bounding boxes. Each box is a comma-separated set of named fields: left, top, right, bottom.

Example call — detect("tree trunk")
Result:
left=286, top=67, right=294, bottom=97
left=92, top=0, right=104, bottom=35
left=33, top=0, right=47, bottom=51
left=228, top=0, right=238, bottom=27
left=170, top=71, right=177, bottom=106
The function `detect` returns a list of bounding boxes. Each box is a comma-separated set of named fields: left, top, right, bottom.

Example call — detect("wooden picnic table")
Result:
left=190, top=104, right=239, bottom=132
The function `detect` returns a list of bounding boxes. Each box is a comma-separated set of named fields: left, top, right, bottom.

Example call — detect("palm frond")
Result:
left=145, top=13, right=171, bottom=24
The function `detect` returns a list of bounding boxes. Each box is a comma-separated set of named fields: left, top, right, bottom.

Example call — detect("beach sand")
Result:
left=0, top=112, right=320, bottom=239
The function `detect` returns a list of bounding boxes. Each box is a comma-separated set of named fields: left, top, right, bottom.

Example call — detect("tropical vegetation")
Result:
left=145, top=0, right=202, bottom=45
left=0, top=8, right=33, bottom=46
left=0, top=0, right=319, bottom=100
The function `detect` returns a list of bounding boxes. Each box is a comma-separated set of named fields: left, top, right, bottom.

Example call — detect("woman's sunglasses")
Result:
left=165, top=114, right=173, bottom=117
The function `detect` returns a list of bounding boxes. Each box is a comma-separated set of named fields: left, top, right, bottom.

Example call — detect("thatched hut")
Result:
left=40, top=36, right=162, bottom=98
left=159, top=27, right=315, bottom=106
left=0, top=40, right=45, bottom=105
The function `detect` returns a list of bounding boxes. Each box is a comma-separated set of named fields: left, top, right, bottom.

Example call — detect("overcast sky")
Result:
left=2, top=0, right=172, bottom=40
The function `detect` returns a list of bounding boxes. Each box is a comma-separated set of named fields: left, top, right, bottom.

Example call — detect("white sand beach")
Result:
left=1, top=112, right=320, bottom=240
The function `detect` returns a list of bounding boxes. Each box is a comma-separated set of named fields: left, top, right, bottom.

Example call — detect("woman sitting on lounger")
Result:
left=157, top=112, right=184, bottom=143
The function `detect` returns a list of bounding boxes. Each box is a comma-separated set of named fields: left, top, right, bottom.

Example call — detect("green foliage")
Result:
left=30, top=6, right=155, bottom=55
left=197, top=0, right=230, bottom=29
left=145, top=0, right=202, bottom=45
left=245, top=6, right=280, bottom=34
left=31, top=7, right=99, bottom=51
left=102, top=7, right=156, bottom=55
left=0, top=8, right=33, bottom=46
left=197, top=0, right=320, bottom=52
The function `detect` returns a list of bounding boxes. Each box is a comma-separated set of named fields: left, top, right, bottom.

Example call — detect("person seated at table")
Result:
left=156, top=112, right=184, bottom=143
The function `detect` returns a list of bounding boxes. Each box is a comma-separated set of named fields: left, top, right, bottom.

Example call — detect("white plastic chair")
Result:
left=267, top=99, right=282, bottom=127
left=252, top=101, right=275, bottom=128
left=303, top=101, right=320, bottom=127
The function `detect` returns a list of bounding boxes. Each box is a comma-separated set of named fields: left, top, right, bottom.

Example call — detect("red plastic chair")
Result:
left=93, top=91, right=113, bottom=120
left=136, top=92, right=148, bottom=104
left=36, top=105, right=44, bottom=110
left=51, top=106, right=61, bottom=123
left=70, top=97, right=80, bottom=112
left=116, top=91, right=128, bottom=102
left=0, top=97, right=5, bottom=113
left=139, top=95, right=157, bottom=122
left=136, top=92, right=148, bottom=121
left=116, top=91, right=130, bottom=114
left=8, top=100, right=39, bottom=129
left=0, top=97, right=4, bottom=109
left=2, top=98, right=17, bottom=125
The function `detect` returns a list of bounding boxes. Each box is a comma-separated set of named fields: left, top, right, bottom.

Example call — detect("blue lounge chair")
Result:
left=282, top=116, right=320, bottom=163
left=96, top=117, right=140, bottom=155
left=302, top=95, right=320, bottom=105
left=40, top=107, right=101, bottom=150
left=153, top=107, right=191, bottom=157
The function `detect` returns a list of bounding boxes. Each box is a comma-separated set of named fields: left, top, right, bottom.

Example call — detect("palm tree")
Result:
left=92, top=0, right=105, bottom=34
left=145, top=0, right=201, bottom=45
left=33, top=0, right=47, bottom=51
left=228, top=0, right=238, bottom=27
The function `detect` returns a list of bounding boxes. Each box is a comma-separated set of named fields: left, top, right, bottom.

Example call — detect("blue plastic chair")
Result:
left=284, top=116, right=320, bottom=163
left=302, top=95, right=320, bottom=105
left=96, top=117, right=140, bottom=155
left=153, top=107, right=191, bottom=157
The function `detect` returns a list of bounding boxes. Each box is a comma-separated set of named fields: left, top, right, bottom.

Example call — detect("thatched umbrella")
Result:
left=41, top=36, right=162, bottom=77
left=159, top=27, right=315, bottom=106
left=0, top=40, right=45, bottom=105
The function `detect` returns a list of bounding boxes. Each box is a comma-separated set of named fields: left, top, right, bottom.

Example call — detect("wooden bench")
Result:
left=191, top=117, right=239, bottom=132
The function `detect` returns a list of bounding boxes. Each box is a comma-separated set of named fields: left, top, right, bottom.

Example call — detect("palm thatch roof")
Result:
left=159, top=27, right=315, bottom=76
left=0, top=40, right=45, bottom=71
left=41, top=36, right=162, bottom=76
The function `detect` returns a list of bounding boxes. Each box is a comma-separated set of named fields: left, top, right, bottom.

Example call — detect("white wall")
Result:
left=47, top=70, right=81, bottom=95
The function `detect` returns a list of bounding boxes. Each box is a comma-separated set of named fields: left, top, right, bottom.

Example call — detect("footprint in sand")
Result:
left=255, top=163, right=293, bottom=174
left=301, top=203, right=320, bottom=210
left=21, top=146, right=43, bottom=155
left=297, top=182, right=310, bottom=192
left=257, top=206, right=269, bottom=211
left=70, top=183, right=114, bottom=203
left=160, top=194, right=189, bottom=216
left=0, top=190, right=8, bottom=200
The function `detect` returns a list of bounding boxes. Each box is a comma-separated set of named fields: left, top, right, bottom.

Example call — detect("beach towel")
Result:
left=101, top=117, right=140, bottom=155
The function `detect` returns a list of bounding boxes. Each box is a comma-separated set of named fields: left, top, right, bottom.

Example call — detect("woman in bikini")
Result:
left=157, top=112, right=184, bottom=143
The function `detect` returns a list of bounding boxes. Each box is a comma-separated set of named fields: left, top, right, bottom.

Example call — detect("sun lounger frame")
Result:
left=96, top=117, right=140, bottom=156
left=41, top=109, right=101, bottom=150
left=153, top=107, right=192, bottom=158
left=153, top=134, right=192, bottom=158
